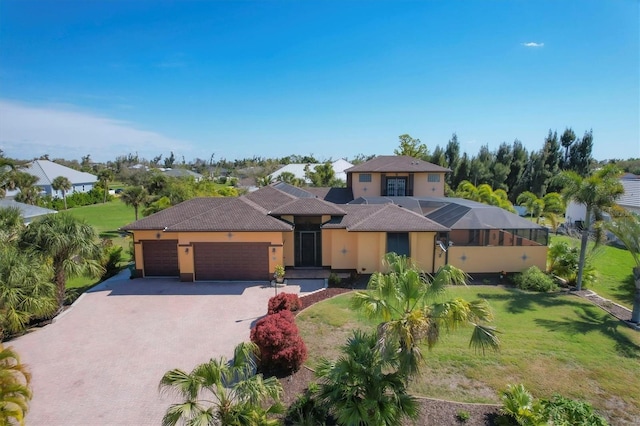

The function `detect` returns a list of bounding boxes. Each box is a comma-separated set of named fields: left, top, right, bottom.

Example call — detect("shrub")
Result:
left=547, top=241, right=598, bottom=287
left=101, top=242, right=123, bottom=279
left=513, top=266, right=558, bottom=292
left=250, top=310, right=307, bottom=374
left=268, top=292, right=302, bottom=315
left=456, top=410, right=470, bottom=423
left=540, top=394, right=608, bottom=426
left=328, top=272, right=341, bottom=286
left=285, top=383, right=332, bottom=425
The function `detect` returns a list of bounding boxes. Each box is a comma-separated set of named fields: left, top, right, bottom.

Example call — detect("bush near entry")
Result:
left=250, top=310, right=307, bottom=374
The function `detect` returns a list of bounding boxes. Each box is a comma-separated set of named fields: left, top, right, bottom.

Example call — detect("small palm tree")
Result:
left=555, top=164, right=624, bottom=290
left=20, top=213, right=103, bottom=308
left=315, top=330, right=418, bottom=426
left=605, top=214, right=640, bottom=323
left=0, top=243, right=57, bottom=339
left=0, top=207, right=24, bottom=243
left=352, top=253, right=499, bottom=378
left=159, top=342, right=283, bottom=426
left=0, top=344, right=32, bottom=426
left=97, top=169, right=114, bottom=203
left=51, top=176, right=72, bottom=210
left=120, top=186, right=149, bottom=220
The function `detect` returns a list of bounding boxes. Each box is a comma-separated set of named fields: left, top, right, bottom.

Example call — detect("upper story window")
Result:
left=427, top=174, right=441, bottom=182
left=359, top=173, right=372, bottom=182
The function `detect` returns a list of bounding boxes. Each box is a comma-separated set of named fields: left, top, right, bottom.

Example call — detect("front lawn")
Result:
left=549, top=235, right=636, bottom=309
left=297, top=286, right=640, bottom=425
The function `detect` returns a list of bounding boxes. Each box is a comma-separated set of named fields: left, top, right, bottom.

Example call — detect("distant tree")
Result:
left=0, top=344, right=33, bottom=426
left=349, top=153, right=376, bottom=165
left=394, top=134, right=428, bottom=160
left=444, top=134, right=461, bottom=186
left=453, top=152, right=471, bottom=189
left=542, top=130, right=562, bottom=193
left=0, top=207, right=23, bottom=243
left=80, top=154, right=92, bottom=172
left=507, top=140, right=529, bottom=201
left=567, top=130, right=594, bottom=177
left=20, top=213, right=103, bottom=309
left=555, top=164, right=624, bottom=290
left=120, top=186, right=149, bottom=220
left=560, top=127, right=577, bottom=169
left=429, top=145, right=447, bottom=167
left=163, top=151, right=176, bottom=169
left=304, top=162, right=344, bottom=187
left=51, top=176, right=72, bottom=210
left=97, top=169, right=114, bottom=203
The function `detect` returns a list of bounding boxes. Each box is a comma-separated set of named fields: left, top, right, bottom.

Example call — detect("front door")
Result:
left=300, top=232, right=316, bottom=266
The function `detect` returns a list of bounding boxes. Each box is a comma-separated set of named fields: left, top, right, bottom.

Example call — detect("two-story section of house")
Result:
left=345, top=155, right=450, bottom=198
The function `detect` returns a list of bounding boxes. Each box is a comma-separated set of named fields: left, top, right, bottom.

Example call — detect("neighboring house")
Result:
left=270, top=159, right=353, bottom=183
left=23, top=160, right=97, bottom=198
left=0, top=199, right=57, bottom=224
left=123, top=155, right=547, bottom=281
left=565, top=173, right=640, bottom=224
left=162, top=168, right=204, bottom=182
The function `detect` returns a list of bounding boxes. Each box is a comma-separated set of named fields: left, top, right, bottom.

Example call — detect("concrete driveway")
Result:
left=10, top=271, right=325, bottom=426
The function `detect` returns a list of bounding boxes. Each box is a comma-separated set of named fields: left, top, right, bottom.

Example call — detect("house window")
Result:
left=427, top=174, right=441, bottom=182
left=359, top=173, right=372, bottom=183
left=387, top=233, right=410, bottom=257
left=386, top=178, right=406, bottom=196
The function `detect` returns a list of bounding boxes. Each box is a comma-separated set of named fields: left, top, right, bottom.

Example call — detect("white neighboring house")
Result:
left=269, top=159, right=353, bottom=184
left=0, top=199, right=57, bottom=224
left=565, top=173, right=640, bottom=224
left=23, top=160, right=97, bottom=198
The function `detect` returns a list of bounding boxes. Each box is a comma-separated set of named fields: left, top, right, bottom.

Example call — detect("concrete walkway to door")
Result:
left=10, top=271, right=325, bottom=426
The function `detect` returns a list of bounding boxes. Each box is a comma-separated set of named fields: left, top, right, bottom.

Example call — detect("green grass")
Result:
left=64, top=199, right=136, bottom=290
left=297, top=287, right=640, bottom=424
left=549, top=235, right=636, bottom=309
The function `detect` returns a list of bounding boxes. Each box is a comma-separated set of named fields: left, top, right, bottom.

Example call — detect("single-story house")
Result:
left=0, top=199, right=57, bottom=224
left=123, top=155, right=547, bottom=280
left=162, top=168, right=204, bottom=182
left=23, top=160, right=97, bottom=198
left=270, top=159, right=353, bottom=184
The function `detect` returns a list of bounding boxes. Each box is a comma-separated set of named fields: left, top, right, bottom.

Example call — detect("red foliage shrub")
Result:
left=250, top=310, right=308, bottom=373
left=267, top=292, right=303, bottom=315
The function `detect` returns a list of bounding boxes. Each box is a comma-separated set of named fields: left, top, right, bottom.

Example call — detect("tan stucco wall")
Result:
left=350, top=172, right=446, bottom=198
left=282, top=231, right=295, bottom=267
left=447, top=246, right=547, bottom=273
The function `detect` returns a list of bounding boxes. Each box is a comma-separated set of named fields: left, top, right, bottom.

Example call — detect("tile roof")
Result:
left=24, top=160, right=97, bottom=186
left=121, top=198, right=230, bottom=230
left=271, top=182, right=316, bottom=198
left=269, top=198, right=346, bottom=215
left=323, top=204, right=448, bottom=232
left=345, top=156, right=451, bottom=173
left=244, top=185, right=298, bottom=211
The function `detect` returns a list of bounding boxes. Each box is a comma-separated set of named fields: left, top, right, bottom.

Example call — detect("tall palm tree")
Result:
left=0, top=244, right=56, bottom=339
left=51, top=176, right=72, bottom=210
left=159, top=341, right=283, bottom=426
left=605, top=214, right=640, bottom=323
left=97, top=169, right=114, bottom=203
left=20, top=213, right=103, bottom=308
left=0, top=344, right=32, bottom=426
left=352, top=253, right=499, bottom=378
left=120, top=186, right=149, bottom=221
left=315, top=330, right=418, bottom=426
left=555, top=164, right=624, bottom=290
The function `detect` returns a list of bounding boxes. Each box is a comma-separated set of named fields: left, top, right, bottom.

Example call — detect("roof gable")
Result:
left=345, top=156, right=450, bottom=173
left=25, top=160, right=97, bottom=186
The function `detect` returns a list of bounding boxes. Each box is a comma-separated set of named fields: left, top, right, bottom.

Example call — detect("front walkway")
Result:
left=10, top=271, right=324, bottom=426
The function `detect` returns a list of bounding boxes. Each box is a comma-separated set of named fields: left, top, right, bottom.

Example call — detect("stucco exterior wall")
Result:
left=413, top=172, right=446, bottom=197
left=351, top=173, right=383, bottom=199
left=447, top=245, right=547, bottom=273
left=350, top=172, right=446, bottom=198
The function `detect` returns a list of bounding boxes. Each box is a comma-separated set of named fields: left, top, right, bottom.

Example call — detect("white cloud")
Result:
left=0, top=100, right=194, bottom=162
left=522, top=42, right=544, bottom=48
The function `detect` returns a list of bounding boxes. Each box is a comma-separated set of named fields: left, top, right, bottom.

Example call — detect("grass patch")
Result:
left=550, top=235, right=636, bottom=309
left=297, top=286, right=640, bottom=424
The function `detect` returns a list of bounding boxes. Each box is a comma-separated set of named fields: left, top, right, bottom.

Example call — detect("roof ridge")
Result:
left=165, top=198, right=233, bottom=229
left=239, top=196, right=269, bottom=214
left=347, top=203, right=389, bottom=229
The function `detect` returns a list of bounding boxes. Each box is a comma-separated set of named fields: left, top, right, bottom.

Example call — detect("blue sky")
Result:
left=1, top=1, right=638, bottom=163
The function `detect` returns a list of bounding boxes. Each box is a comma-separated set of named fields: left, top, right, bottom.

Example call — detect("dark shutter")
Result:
left=380, top=173, right=386, bottom=196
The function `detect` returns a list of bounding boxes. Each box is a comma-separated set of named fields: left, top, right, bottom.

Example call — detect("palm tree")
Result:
left=159, top=341, right=283, bottom=426
left=605, top=214, right=640, bottom=323
left=120, top=186, right=149, bottom=221
left=0, top=344, right=32, bottom=426
left=51, top=176, right=72, bottom=210
left=456, top=180, right=515, bottom=212
left=555, top=164, right=624, bottom=290
left=517, top=191, right=544, bottom=221
left=0, top=207, right=24, bottom=244
left=351, top=253, right=499, bottom=378
left=97, top=169, right=114, bottom=203
left=0, top=244, right=57, bottom=339
left=20, top=213, right=103, bottom=308
left=315, top=330, right=418, bottom=426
